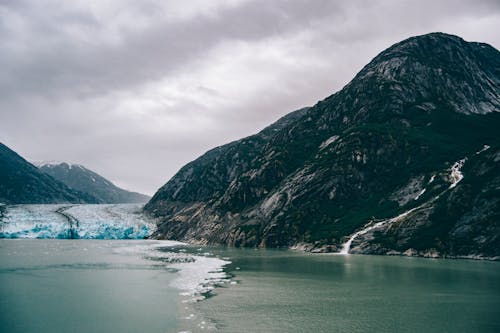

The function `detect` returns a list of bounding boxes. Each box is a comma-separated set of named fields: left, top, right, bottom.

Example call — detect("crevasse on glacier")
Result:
left=0, top=204, right=156, bottom=239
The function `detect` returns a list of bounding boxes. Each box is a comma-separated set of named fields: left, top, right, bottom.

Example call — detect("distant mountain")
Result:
left=0, top=143, right=99, bottom=204
left=39, top=163, right=150, bottom=204
left=145, top=33, right=500, bottom=259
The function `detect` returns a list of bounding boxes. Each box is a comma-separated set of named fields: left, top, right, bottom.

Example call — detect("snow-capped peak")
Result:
left=32, top=160, right=84, bottom=170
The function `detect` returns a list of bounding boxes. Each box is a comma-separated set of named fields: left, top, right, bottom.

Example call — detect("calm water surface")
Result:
left=1, top=240, right=499, bottom=333
left=0, top=240, right=186, bottom=333
left=198, top=248, right=500, bottom=333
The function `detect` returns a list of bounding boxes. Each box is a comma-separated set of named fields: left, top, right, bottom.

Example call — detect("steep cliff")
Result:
left=145, top=33, right=500, bottom=258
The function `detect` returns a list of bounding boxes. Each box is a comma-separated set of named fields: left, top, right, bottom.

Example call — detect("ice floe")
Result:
left=117, top=241, right=232, bottom=302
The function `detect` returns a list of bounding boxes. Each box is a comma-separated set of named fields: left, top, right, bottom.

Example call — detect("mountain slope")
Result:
left=39, top=163, right=150, bottom=204
left=0, top=143, right=99, bottom=204
left=145, top=33, right=500, bottom=258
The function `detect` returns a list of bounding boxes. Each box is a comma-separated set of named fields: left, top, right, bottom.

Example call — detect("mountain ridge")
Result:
left=145, top=32, right=500, bottom=259
left=39, top=162, right=150, bottom=204
left=0, top=143, right=99, bottom=204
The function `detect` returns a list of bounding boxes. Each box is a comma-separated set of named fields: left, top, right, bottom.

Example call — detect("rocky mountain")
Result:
left=38, top=162, right=150, bottom=204
left=145, top=33, right=500, bottom=259
left=0, top=143, right=99, bottom=204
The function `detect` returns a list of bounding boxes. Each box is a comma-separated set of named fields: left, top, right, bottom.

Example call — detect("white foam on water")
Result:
left=169, top=254, right=231, bottom=302
left=116, top=241, right=232, bottom=302
left=111, top=240, right=186, bottom=256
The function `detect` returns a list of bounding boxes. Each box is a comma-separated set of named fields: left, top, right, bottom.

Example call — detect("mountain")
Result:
left=38, top=163, right=150, bottom=204
left=145, top=33, right=500, bottom=259
left=0, top=143, right=99, bottom=204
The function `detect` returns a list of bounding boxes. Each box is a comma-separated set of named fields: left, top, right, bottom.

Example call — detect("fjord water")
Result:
left=0, top=240, right=229, bottom=333
left=1, top=241, right=499, bottom=333
left=198, top=249, right=500, bottom=333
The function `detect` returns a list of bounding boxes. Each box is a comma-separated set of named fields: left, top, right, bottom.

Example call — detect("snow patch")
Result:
left=31, top=161, right=84, bottom=170
left=31, top=160, right=64, bottom=168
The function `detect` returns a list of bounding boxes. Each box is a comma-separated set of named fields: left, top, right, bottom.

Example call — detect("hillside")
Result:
left=0, top=143, right=98, bottom=204
left=145, top=33, right=500, bottom=258
left=39, top=162, right=150, bottom=204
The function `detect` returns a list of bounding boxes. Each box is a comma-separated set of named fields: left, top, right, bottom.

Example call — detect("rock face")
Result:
left=145, top=33, right=500, bottom=258
left=0, top=143, right=99, bottom=204
left=39, top=163, right=150, bottom=204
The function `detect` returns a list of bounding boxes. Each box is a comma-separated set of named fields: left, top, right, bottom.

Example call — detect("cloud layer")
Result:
left=1, top=0, right=499, bottom=195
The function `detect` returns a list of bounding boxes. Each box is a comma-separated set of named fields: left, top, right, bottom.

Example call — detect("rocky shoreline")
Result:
left=289, top=242, right=499, bottom=261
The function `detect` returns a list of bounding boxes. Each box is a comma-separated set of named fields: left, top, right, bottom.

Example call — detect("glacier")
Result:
left=0, top=204, right=156, bottom=239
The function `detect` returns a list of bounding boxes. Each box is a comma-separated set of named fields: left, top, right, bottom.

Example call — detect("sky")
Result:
left=1, top=0, right=499, bottom=196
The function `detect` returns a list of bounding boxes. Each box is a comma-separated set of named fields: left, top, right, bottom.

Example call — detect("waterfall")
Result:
left=340, top=153, right=471, bottom=254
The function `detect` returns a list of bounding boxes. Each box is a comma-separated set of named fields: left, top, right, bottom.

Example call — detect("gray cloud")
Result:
left=1, top=0, right=499, bottom=195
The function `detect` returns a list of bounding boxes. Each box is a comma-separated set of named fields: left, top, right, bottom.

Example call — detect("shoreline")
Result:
left=288, top=242, right=499, bottom=261
left=153, top=237, right=500, bottom=262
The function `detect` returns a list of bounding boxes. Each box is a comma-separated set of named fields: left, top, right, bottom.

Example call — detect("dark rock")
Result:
left=145, top=33, right=500, bottom=258
left=0, top=143, right=99, bottom=204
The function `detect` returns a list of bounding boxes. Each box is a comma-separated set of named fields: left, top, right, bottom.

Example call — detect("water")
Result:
left=0, top=240, right=231, bottom=333
left=197, top=249, right=500, bottom=333
left=2, top=204, right=500, bottom=332
left=3, top=242, right=498, bottom=333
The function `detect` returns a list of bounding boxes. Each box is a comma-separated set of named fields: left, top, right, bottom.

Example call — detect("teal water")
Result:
left=1, top=241, right=499, bottom=333
left=198, top=248, right=500, bottom=333
left=0, top=240, right=228, bottom=333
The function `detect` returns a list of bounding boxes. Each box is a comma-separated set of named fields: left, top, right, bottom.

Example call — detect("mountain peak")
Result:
left=38, top=162, right=150, bottom=204
left=0, top=143, right=99, bottom=204
left=145, top=33, right=500, bottom=258
left=32, top=160, right=84, bottom=170
left=348, top=32, right=500, bottom=115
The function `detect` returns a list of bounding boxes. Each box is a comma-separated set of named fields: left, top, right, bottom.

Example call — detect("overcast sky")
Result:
left=1, top=0, right=499, bottom=195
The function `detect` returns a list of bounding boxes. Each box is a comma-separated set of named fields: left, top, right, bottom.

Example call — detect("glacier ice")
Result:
left=0, top=204, right=156, bottom=239
left=0, top=204, right=70, bottom=239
